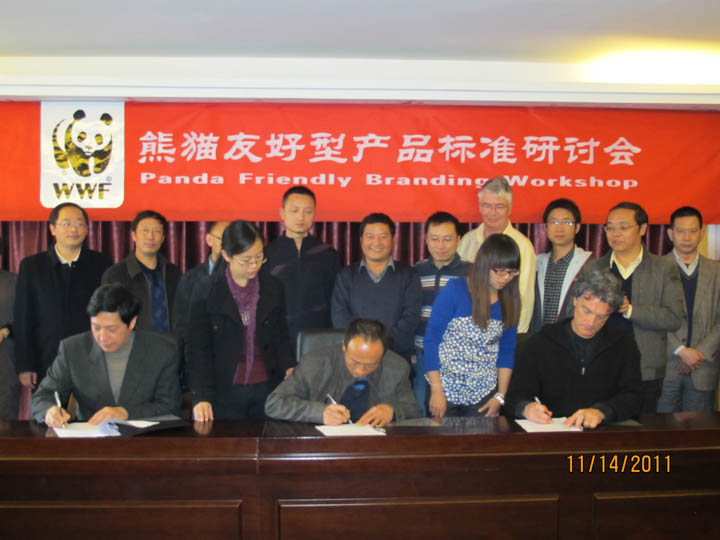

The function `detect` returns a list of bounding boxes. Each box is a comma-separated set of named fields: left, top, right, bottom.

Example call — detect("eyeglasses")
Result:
left=547, top=219, right=576, bottom=227
left=604, top=224, right=639, bottom=233
left=233, top=253, right=266, bottom=268
left=56, top=221, right=87, bottom=229
left=491, top=268, right=519, bottom=279
left=480, top=203, right=508, bottom=212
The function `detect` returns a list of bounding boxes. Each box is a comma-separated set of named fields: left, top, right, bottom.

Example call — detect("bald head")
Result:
left=206, top=221, right=230, bottom=263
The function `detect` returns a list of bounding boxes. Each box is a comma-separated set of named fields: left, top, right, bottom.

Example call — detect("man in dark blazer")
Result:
left=102, top=210, right=180, bottom=333
left=173, top=221, right=229, bottom=339
left=14, top=203, right=112, bottom=390
left=580, top=202, right=683, bottom=413
left=31, top=284, right=181, bottom=426
left=0, top=249, right=17, bottom=421
left=658, top=207, right=720, bottom=412
left=172, top=221, right=228, bottom=384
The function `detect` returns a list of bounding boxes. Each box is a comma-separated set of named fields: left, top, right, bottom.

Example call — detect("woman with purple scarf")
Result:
left=187, top=221, right=295, bottom=421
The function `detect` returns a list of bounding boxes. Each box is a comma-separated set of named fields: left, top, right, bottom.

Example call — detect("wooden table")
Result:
left=1, top=413, right=719, bottom=539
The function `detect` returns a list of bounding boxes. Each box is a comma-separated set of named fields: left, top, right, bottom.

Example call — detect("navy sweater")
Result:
left=331, top=261, right=422, bottom=361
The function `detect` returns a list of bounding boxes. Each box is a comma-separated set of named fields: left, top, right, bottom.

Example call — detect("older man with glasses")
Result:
left=580, top=202, right=683, bottom=413
left=457, top=176, right=536, bottom=333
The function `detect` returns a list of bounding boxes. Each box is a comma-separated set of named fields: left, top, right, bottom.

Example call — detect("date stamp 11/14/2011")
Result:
left=567, top=454, right=670, bottom=473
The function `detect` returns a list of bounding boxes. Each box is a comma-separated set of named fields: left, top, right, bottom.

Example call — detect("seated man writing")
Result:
left=31, top=284, right=181, bottom=427
left=265, top=318, right=421, bottom=427
left=506, top=270, right=642, bottom=429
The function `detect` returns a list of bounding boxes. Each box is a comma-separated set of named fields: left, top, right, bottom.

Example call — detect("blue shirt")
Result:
left=423, top=278, right=517, bottom=405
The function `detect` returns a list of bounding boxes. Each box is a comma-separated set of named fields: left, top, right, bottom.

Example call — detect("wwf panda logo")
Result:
left=52, top=109, right=113, bottom=177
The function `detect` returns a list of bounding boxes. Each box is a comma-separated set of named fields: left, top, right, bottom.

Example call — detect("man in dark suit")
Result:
left=173, top=221, right=229, bottom=339
left=0, top=237, right=17, bottom=421
left=14, top=203, right=112, bottom=390
left=172, top=221, right=228, bottom=384
left=31, top=284, right=181, bottom=426
left=102, top=210, right=181, bottom=333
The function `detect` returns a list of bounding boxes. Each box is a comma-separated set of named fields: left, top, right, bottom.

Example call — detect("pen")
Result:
left=53, top=391, right=67, bottom=429
left=326, top=394, right=353, bottom=424
left=534, top=396, right=555, bottom=423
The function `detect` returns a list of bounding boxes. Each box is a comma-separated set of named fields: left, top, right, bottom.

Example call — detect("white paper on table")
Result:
left=315, top=424, right=386, bottom=436
left=53, top=423, right=105, bottom=438
left=515, top=417, right=583, bottom=433
left=53, top=420, right=159, bottom=438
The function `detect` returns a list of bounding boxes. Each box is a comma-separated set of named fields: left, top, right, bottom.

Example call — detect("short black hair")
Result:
left=608, top=202, right=648, bottom=227
left=131, top=210, right=168, bottom=233
left=342, top=318, right=389, bottom=354
left=282, top=186, right=316, bottom=207
left=543, top=198, right=581, bottom=225
left=424, top=211, right=461, bottom=235
left=222, top=220, right=263, bottom=257
left=87, top=284, right=141, bottom=325
left=49, top=203, right=89, bottom=226
left=359, top=213, right=395, bottom=237
left=670, top=206, right=703, bottom=229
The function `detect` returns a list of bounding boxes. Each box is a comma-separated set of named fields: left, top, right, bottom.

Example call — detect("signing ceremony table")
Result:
left=1, top=414, right=719, bottom=539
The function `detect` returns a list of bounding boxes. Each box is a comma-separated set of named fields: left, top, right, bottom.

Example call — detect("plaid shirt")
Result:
left=542, top=246, right=575, bottom=326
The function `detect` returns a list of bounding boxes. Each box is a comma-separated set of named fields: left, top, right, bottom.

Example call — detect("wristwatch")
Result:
left=494, top=392, right=505, bottom=405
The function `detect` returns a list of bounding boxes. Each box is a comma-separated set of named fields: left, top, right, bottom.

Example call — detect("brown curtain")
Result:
left=1, top=220, right=671, bottom=274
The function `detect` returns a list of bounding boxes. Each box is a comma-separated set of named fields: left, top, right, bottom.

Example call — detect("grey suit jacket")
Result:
left=665, top=253, right=720, bottom=391
left=265, top=345, right=422, bottom=424
left=31, top=329, right=181, bottom=423
left=582, top=250, right=683, bottom=381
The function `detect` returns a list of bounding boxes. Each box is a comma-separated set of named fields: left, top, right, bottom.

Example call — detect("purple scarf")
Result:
left=225, top=266, right=260, bottom=385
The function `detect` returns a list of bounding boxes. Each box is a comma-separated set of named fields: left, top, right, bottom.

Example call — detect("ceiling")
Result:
left=1, top=0, right=719, bottom=105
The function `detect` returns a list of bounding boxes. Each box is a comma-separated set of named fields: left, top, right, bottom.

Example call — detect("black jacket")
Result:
left=13, top=246, right=112, bottom=380
left=186, top=267, right=295, bottom=407
left=102, top=252, right=181, bottom=332
left=173, top=258, right=212, bottom=341
left=506, top=320, right=643, bottom=422
left=265, top=234, right=340, bottom=350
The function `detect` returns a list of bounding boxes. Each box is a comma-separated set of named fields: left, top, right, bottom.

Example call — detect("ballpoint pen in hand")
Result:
left=326, top=393, right=353, bottom=424
left=54, top=391, right=67, bottom=429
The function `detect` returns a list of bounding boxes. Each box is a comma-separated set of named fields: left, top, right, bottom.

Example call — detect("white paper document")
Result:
left=53, top=420, right=159, bottom=438
left=315, top=424, right=386, bottom=436
left=516, top=417, right=583, bottom=433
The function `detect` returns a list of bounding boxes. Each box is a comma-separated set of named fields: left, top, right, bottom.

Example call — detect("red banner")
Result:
left=2, top=102, right=720, bottom=223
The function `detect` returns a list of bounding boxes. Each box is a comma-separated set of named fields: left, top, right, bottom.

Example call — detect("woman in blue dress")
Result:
left=425, top=234, right=521, bottom=418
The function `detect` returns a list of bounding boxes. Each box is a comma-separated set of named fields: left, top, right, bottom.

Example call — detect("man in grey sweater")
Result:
left=265, top=319, right=421, bottom=427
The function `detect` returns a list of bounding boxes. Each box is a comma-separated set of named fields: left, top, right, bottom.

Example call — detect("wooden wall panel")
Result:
left=594, top=491, right=720, bottom=540
left=279, top=496, right=558, bottom=540
left=0, top=501, right=242, bottom=540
